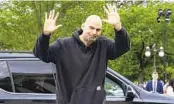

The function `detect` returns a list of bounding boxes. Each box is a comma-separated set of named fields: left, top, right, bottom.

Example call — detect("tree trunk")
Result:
left=138, top=70, right=144, bottom=84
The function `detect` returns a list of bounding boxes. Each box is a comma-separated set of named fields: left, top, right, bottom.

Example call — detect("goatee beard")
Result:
left=88, top=36, right=97, bottom=42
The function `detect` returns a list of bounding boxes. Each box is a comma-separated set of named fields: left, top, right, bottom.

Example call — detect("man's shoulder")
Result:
left=147, top=80, right=152, bottom=84
left=58, top=37, right=72, bottom=40
left=98, top=35, right=112, bottom=42
left=157, top=80, right=164, bottom=85
left=51, top=37, right=73, bottom=47
left=56, top=37, right=73, bottom=43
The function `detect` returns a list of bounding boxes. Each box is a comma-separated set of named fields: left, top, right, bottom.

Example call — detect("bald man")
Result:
left=33, top=4, right=130, bottom=104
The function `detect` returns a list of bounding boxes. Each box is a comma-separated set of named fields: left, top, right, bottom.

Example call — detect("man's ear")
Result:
left=81, top=23, right=85, bottom=30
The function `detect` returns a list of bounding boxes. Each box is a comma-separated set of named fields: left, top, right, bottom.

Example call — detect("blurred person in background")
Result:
left=166, top=78, right=174, bottom=96
left=145, top=71, right=163, bottom=94
left=163, top=79, right=169, bottom=94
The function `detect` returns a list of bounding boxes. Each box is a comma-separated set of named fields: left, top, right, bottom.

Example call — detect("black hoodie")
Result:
left=33, top=28, right=130, bottom=104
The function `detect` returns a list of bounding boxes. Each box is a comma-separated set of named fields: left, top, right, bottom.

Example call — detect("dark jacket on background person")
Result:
left=146, top=80, right=163, bottom=94
left=33, top=28, right=130, bottom=104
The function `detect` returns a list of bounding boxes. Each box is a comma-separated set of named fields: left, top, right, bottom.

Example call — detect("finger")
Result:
left=49, top=10, right=52, bottom=19
left=54, top=12, right=59, bottom=21
left=45, top=12, right=48, bottom=20
left=106, top=3, right=111, bottom=12
left=113, top=3, right=117, bottom=12
left=55, top=24, right=63, bottom=30
left=51, top=9, right=55, bottom=19
left=106, top=3, right=110, bottom=8
left=102, top=19, right=109, bottom=23
left=111, top=4, right=115, bottom=12
left=103, top=6, right=109, bottom=15
left=108, top=3, right=113, bottom=13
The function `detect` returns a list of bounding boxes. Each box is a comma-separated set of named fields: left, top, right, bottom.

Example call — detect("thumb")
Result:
left=54, top=24, right=63, bottom=30
left=102, top=19, right=109, bottom=24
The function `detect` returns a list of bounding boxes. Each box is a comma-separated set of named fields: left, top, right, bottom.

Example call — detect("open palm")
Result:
left=43, top=9, right=62, bottom=35
left=103, top=3, right=122, bottom=30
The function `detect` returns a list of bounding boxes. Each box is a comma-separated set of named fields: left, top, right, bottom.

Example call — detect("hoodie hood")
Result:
left=72, top=28, right=97, bottom=53
left=72, top=28, right=84, bottom=47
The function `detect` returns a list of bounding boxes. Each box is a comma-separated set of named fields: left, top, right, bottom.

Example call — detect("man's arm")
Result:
left=107, top=28, right=130, bottom=60
left=103, top=4, right=130, bottom=59
left=33, top=9, right=62, bottom=63
left=33, top=34, right=54, bottom=63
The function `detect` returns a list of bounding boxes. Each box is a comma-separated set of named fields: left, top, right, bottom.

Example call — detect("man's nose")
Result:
left=92, top=29, right=97, bottom=34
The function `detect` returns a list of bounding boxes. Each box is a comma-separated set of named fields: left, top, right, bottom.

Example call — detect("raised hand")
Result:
left=43, top=9, right=62, bottom=35
left=103, top=3, right=122, bottom=31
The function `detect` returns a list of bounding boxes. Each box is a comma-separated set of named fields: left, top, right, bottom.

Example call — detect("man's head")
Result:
left=152, top=71, right=158, bottom=80
left=81, top=15, right=102, bottom=42
left=169, top=78, right=174, bottom=87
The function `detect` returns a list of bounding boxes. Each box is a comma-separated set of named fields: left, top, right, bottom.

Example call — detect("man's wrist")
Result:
left=43, top=30, right=51, bottom=36
left=113, top=22, right=122, bottom=31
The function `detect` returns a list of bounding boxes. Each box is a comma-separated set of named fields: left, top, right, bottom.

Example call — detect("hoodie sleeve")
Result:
left=107, top=27, right=130, bottom=60
left=33, top=34, right=60, bottom=64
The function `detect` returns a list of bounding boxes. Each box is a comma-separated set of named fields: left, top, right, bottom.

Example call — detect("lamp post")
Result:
left=157, top=8, right=172, bottom=83
left=145, top=44, right=164, bottom=72
left=157, top=9, right=172, bottom=23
